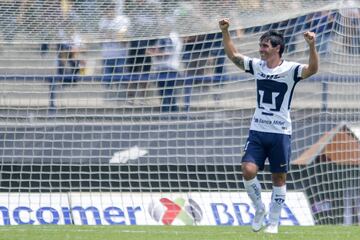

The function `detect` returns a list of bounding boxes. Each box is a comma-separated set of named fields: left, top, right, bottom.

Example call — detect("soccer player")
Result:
left=219, top=18, right=319, bottom=233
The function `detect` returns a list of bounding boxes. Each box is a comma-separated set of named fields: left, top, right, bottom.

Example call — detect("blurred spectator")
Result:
left=99, top=2, right=130, bottom=88
left=40, top=43, right=49, bottom=56
left=125, top=0, right=162, bottom=101
left=182, top=32, right=226, bottom=111
left=126, top=39, right=153, bottom=101
left=147, top=31, right=183, bottom=112
left=56, top=0, right=84, bottom=83
left=57, top=39, right=81, bottom=77
left=182, top=35, right=203, bottom=112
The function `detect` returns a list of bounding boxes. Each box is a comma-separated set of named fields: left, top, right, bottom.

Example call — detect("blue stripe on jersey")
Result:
left=293, top=65, right=302, bottom=82
left=245, top=60, right=254, bottom=74
left=287, top=83, right=297, bottom=110
left=288, top=65, right=301, bottom=109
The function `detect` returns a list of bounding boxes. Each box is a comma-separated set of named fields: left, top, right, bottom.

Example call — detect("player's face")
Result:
left=259, top=40, right=278, bottom=61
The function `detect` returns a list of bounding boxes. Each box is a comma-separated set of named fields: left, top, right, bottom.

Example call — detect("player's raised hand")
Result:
left=219, top=18, right=230, bottom=31
left=304, top=31, right=316, bottom=46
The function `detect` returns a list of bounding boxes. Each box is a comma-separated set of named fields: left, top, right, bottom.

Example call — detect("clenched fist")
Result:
left=304, top=31, right=316, bottom=46
left=219, top=18, right=230, bottom=31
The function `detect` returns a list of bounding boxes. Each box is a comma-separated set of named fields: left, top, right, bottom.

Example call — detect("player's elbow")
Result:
left=309, top=65, right=318, bottom=75
left=302, top=66, right=318, bottom=79
left=225, top=49, right=236, bottom=60
left=309, top=61, right=319, bottom=73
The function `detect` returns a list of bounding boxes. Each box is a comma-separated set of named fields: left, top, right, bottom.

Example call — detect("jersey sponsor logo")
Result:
left=273, top=120, right=285, bottom=126
left=253, top=117, right=285, bottom=126
left=259, top=72, right=282, bottom=80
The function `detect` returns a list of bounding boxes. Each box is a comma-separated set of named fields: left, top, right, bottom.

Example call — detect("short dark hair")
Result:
left=260, top=30, right=285, bottom=57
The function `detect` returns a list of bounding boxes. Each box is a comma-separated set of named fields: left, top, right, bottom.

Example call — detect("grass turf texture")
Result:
left=0, top=225, right=359, bottom=240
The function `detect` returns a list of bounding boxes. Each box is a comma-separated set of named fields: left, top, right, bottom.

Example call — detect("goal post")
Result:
left=0, top=0, right=359, bottom=226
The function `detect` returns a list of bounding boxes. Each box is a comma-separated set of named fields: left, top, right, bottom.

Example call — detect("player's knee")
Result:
left=242, top=162, right=258, bottom=180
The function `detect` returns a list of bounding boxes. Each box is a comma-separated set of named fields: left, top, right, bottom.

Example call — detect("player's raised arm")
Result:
left=219, top=18, right=245, bottom=70
left=301, top=31, right=319, bottom=79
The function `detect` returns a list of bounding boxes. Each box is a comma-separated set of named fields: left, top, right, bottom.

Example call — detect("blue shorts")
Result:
left=242, top=130, right=291, bottom=173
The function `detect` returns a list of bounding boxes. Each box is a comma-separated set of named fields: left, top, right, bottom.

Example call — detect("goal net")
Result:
left=0, top=0, right=359, bottom=226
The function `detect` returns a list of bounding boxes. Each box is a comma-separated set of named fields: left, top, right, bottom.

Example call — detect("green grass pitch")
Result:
left=0, top=225, right=359, bottom=240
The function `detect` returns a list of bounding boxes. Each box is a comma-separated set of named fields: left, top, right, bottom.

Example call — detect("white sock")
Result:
left=244, top=177, right=264, bottom=211
left=268, top=185, right=286, bottom=225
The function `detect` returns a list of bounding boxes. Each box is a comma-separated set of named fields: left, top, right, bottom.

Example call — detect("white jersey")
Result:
left=244, top=56, right=304, bottom=135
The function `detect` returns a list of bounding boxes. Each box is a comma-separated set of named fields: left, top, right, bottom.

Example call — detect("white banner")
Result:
left=0, top=193, right=70, bottom=225
left=187, top=192, right=314, bottom=226
left=0, top=192, right=314, bottom=226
